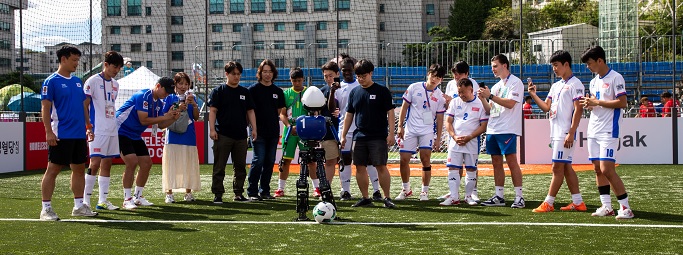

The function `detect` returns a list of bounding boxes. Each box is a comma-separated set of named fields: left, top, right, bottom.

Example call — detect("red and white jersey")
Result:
left=444, top=78, right=479, bottom=99
left=487, top=74, right=524, bottom=136
left=588, top=69, right=626, bottom=138
left=84, top=73, right=119, bottom=136
left=336, top=79, right=360, bottom=135
left=445, top=97, right=488, bottom=154
left=402, top=82, right=446, bottom=135
left=547, top=76, right=584, bottom=140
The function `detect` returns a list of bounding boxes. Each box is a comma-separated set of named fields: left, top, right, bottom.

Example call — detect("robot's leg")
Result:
left=315, top=149, right=336, bottom=208
left=295, top=151, right=310, bottom=221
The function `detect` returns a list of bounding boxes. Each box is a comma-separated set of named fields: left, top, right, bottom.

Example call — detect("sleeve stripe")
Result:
left=402, top=97, right=411, bottom=104
left=616, top=92, right=627, bottom=97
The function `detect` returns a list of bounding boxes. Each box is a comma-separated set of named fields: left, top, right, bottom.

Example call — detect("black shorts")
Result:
left=118, top=135, right=149, bottom=156
left=48, top=139, right=88, bottom=165
left=352, top=139, right=388, bottom=166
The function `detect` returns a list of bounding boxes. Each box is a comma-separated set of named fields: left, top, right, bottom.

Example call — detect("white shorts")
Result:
left=399, top=132, right=433, bottom=154
left=551, top=139, right=575, bottom=163
left=587, top=135, right=618, bottom=162
left=446, top=151, right=478, bottom=169
left=88, top=134, right=120, bottom=158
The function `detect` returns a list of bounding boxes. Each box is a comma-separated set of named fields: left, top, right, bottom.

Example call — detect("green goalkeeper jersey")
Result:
left=283, top=86, right=309, bottom=124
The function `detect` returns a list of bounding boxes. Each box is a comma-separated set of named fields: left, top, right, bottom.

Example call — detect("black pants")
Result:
left=212, top=134, right=248, bottom=196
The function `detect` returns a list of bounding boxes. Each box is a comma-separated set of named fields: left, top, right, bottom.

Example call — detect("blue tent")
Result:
left=7, top=92, right=42, bottom=112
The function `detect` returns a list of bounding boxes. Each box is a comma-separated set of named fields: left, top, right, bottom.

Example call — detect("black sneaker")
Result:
left=213, top=195, right=223, bottom=204
left=351, top=198, right=373, bottom=207
left=248, top=194, right=263, bottom=201
left=480, top=195, right=506, bottom=207
left=260, top=194, right=276, bottom=200
left=383, top=198, right=396, bottom=208
left=340, top=191, right=352, bottom=201
left=372, top=190, right=382, bottom=201
left=233, top=195, right=250, bottom=202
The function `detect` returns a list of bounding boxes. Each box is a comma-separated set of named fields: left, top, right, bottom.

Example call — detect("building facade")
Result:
left=0, top=0, right=27, bottom=75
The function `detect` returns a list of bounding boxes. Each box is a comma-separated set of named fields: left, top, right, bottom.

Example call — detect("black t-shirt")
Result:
left=319, top=85, right=340, bottom=141
left=346, top=83, right=395, bottom=140
left=248, top=82, right=286, bottom=139
left=207, top=84, right=255, bottom=139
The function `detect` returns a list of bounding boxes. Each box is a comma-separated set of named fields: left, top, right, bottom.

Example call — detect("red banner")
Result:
left=25, top=122, right=48, bottom=170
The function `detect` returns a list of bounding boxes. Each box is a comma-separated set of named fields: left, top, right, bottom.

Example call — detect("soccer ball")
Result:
left=312, top=201, right=336, bottom=223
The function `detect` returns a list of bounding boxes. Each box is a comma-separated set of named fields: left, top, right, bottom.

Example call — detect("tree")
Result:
left=0, top=72, right=37, bottom=92
left=572, top=0, right=599, bottom=27
left=448, top=0, right=505, bottom=41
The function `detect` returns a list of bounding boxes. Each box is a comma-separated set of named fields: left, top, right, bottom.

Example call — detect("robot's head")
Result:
left=302, top=86, right=326, bottom=108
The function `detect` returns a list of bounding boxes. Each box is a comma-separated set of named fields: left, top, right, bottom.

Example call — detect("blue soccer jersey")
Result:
left=163, top=94, right=196, bottom=146
left=116, top=89, right=165, bottom=140
left=40, top=73, right=86, bottom=139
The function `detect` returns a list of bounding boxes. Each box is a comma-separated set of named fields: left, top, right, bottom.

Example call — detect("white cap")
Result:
left=301, top=86, right=326, bottom=108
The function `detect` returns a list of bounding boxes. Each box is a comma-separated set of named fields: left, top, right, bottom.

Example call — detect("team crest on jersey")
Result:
left=76, top=83, right=82, bottom=88
left=370, top=95, right=376, bottom=99
left=273, top=94, right=278, bottom=99
left=112, top=86, right=118, bottom=91
left=143, top=101, right=149, bottom=110
left=61, top=84, right=67, bottom=88
left=416, top=92, right=422, bottom=96
left=100, top=85, right=105, bottom=89
left=42, top=86, right=48, bottom=95
left=472, top=107, right=480, bottom=112
left=602, top=83, right=610, bottom=88
left=240, top=95, right=245, bottom=100
left=431, top=95, right=438, bottom=102
left=616, top=84, right=624, bottom=90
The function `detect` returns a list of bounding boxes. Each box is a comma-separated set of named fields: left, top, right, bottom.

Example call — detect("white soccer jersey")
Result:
left=402, top=82, right=446, bottom=135
left=486, top=74, right=523, bottom=136
left=446, top=97, right=489, bottom=154
left=587, top=69, right=627, bottom=138
left=444, top=78, right=480, bottom=99
left=336, top=79, right=360, bottom=135
left=84, top=73, right=119, bottom=136
left=547, top=76, right=584, bottom=140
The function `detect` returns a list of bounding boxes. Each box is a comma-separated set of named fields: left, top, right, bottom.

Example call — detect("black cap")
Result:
left=157, top=77, right=175, bottom=94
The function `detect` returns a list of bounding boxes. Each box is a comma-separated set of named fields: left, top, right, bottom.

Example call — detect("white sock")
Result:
left=312, top=179, right=320, bottom=189
left=465, top=171, right=476, bottom=197
left=134, top=186, right=144, bottom=198
left=544, top=195, right=555, bottom=205
left=571, top=193, right=583, bottom=205
left=367, top=165, right=380, bottom=192
left=98, top=176, right=111, bottom=204
left=124, top=188, right=132, bottom=200
left=617, top=196, right=630, bottom=210
left=74, top=197, right=84, bottom=208
left=495, top=186, right=504, bottom=198
left=600, top=194, right=612, bottom=208
left=340, top=166, right=352, bottom=192
left=42, top=200, right=52, bottom=210
left=278, top=179, right=286, bottom=190
left=402, top=182, right=410, bottom=191
left=83, top=174, right=96, bottom=205
left=421, top=185, right=429, bottom=193
left=447, top=170, right=460, bottom=201
left=514, top=186, right=523, bottom=198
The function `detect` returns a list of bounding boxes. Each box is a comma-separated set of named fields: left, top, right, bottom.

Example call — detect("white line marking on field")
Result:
left=1, top=218, right=682, bottom=228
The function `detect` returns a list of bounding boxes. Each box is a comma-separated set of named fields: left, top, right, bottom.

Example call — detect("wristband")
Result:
left=488, top=94, right=494, bottom=100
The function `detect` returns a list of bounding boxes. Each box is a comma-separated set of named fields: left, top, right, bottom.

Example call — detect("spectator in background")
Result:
left=661, top=91, right=680, bottom=117
left=523, top=96, right=533, bottom=119
left=123, top=62, right=134, bottom=77
left=638, top=97, right=656, bottom=118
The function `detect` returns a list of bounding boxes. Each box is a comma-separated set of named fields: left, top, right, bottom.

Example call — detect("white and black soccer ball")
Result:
left=312, top=201, right=336, bottom=223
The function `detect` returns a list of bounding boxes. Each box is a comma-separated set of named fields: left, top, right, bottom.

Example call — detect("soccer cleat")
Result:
left=591, top=205, right=615, bottom=217
left=419, top=191, right=429, bottom=201
left=481, top=195, right=505, bottom=206
left=532, top=201, right=554, bottom=213
left=339, top=191, right=352, bottom=201
left=439, top=198, right=460, bottom=206
left=134, top=196, right=154, bottom=206
left=274, top=189, right=285, bottom=197
left=372, top=190, right=383, bottom=201
left=465, top=196, right=478, bottom=206
left=260, top=194, right=276, bottom=200
left=40, top=207, right=60, bottom=221
left=383, top=198, right=396, bottom=208
left=559, top=202, right=587, bottom=211
left=437, top=193, right=451, bottom=201
left=394, top=189, right=413, bottom=201
left=511, top=196, right=525, bottom=208
left=122, top=198, right=138, bottom=210
left=615, top=206, right=634, bottom=220
left=213, top=195, right=223, bottom=204
left=165, top=194, right=175, bottom=204
left=313, top=188, right=321, bottom=198
left=233, top=195, right=250, bottom=202
left=72, top=204, right=98, bottom=217
left=249, top=195, right=263, bottom=201
left=96, top=201, right=120, bottom=210
left=184, top=193, right=196, bottom=202
left=351, top=198, right=373, bottom=207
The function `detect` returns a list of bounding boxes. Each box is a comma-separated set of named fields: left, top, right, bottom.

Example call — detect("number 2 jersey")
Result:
left=445, top=96, right=489, bottom=154
left=587, top=69, right=627, bottom=138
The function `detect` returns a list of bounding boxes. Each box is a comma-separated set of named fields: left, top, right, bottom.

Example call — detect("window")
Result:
left=426, top=4, right=434, bottom=15
left=317, top=58, right=327, bottom=66
left=426, top=22, right=435, bottom=31
left=272, top=0, right=286, bottom=12
left=146, top=43, right=152, bottom=51
left=274, top=40, right=285, bottom=49
left=213, top=60, right=224, bottom=68
left=533, top=44, right=542, bottom=52
left=338, top=20, right=349, bottom=30
left=251, top=0, right=265, bottom=13
left=316, top=40, right=327, bottom=49
left=274, top=59, right=285, bottom=68
left=145, top=7, right=151, bottom=15
left=316, top=21, right=327, bottom=30
left=254, top=41, right=265, bottom=50
left=145, top=25, right=152, bottom=34
left=213, top=42, right=224, bottom=51
left=232, top=23, right=243, bottom=32
left=295, top=40, right=305, bottom=49
left=379, top=22, right=385, bottom=31
left=146, top=61, right=153, bottom=68
left=274, top=22, right=285, bottom=31
left=131, top=26, right=142, bottom=34
left=295, top=58, right=305, bottom=67
left=0, top=58, right=12, bottom=67
left=171, top=33, right=184, bottom=43
left=172, top=51, right=184, bottom=61
left=253, top=23, right=264, bottom=31
left=379, top=4, right=384, bottom=13
left=131, top=61, right=141, bottom=68
left=295, top=22, right=306, bottom=31
left=233, top=41, right=242, bottom=51
left=212, top=24, right=223, bottom=32
left=338, top=39, right=349, bottom=48
left=171, top=16, right=183, bottom=25
left=110, top=26, right=121, bottom=34
left=0, top=4, right=10, bottom=14
left=230, top=0, right=244, bottom=14
left=292, top=0, right=307, bottom=12
left=131, top=44, right=142, bottom=52
left=0, top=40, right=10, bottom=50
left=337, top=0, right=350, bottom=10
left=107, top=0, right=121, bottom=16
left=111, top=44, right=121, bottom=51
left=253, top=59, right=264, bottom=67
left=314, top=0, right=328, bottom=11
left=127, top=0, right=141, bottom=16
left=0, top=22, right=8, bottom=31
left=171, top=0, right=183, bottom=6
left=172, top=68, right=184, bottom=73
left=210, top=0, right=224, bottom=14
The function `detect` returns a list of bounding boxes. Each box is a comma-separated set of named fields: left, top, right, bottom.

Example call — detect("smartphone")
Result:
left=334, top=77, right=340, bottom=83
left=527, top=78, right=533, bottom=84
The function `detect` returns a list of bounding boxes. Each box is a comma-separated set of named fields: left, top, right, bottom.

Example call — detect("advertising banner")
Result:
left=0, top=122, right=23, bottom=173
left=25, top=122, right=48, bottom=171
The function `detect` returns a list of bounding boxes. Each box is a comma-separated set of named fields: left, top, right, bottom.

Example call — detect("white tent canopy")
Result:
left=115, top=66, right=161, bottom=109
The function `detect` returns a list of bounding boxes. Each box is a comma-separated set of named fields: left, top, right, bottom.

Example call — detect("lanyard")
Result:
left=423, top=82, right=434, bottom=110
left=496, top=74, right=511, bottom=98
left=99, top=73, right=108, bottom=100
left=562, top=75, right=574, bottom=84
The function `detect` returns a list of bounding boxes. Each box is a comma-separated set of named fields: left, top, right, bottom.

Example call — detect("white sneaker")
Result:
left=465, top=196, right=478, bottom=206
left=591, top=205, right=615, bottom=217
left=71, top=204, right=98, bottom=217
left=184, top=193, right=196, bottom=202
left=165, top=194, right=175, bottom=204
left=471, top=192, right=480, bottom=203
left=615, top=207, right=634, bottom=220
left=134, top=196, right=154, bottom=206
left=96, top=201, right=120, bottom=210
left=40, top=207, right=60, bottom=221
left=394, top=189, right=413, bottom=200
left=122, top=198, right=138, bottom=210
left=419, top=191, right=429, bottom=201
left=439, top=197, right=460, bottom=206
left=511, top=196, right=525, bottom=208
left=437, top=193, right=451, bottom=201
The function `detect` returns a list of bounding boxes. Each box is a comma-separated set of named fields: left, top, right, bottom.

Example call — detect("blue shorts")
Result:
left=486, top=134, right=517, bottom=155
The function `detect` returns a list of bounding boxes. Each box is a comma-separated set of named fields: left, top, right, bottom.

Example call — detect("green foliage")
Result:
left=0, top=72, right=38, bottom=92
left=448, top=0, right=505, bottom=41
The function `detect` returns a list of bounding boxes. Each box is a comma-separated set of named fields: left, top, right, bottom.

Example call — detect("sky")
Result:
left=14, top=0, right=102, bottom=51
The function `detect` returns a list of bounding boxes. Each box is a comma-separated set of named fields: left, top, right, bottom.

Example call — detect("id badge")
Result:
left=490, top=104, right=501, bottom=118
left=105, top=105, right=116, bottom=119
left=152, top=124, right=158, bottom=137
left=549, top=105, right=557, bottom=119
left=422, top=111, right=434, bottom=125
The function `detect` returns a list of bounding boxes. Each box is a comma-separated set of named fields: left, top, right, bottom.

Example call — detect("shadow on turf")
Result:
left=75, top=220, right=200, bottom=232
